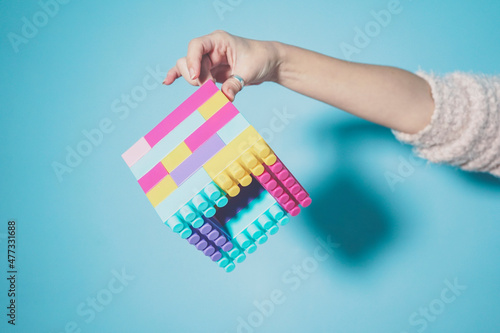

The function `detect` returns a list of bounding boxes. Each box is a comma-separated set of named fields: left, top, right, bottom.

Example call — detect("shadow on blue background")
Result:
left=305, top=121, right=396, bottom=266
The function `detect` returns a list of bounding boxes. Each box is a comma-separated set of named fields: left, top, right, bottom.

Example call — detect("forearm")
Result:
left=271, top=42, right=434, bottom=134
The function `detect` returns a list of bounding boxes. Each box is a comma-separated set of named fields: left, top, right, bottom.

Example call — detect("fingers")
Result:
left=164, top=58, right=199, bottom=86
left=197, top=55, right=215, bottom=84
left=221, top=75, right=244, bottom=102
left=186, top=35, right=215, bottom=80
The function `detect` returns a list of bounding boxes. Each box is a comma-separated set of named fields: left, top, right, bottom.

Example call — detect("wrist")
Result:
left=266, top=41, right=287, bottom=84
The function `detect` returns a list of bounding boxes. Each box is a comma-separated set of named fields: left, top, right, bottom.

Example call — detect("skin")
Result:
left=164, top=30, right=435, bottom=134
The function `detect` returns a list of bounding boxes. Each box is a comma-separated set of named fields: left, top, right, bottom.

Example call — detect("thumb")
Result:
left=221, top=75, right=245, bottom=102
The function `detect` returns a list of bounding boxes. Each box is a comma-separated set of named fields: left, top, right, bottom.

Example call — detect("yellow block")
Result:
left=203, top=126, right=263, bottom=178
left=161, top=142, right=192, bottom=172
left=146, top=175, right=178, bottom=207
left=198, top=90, right=230, bottom=120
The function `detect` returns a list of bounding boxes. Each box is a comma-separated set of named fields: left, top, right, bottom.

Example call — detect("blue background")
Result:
left=1, top=0, right=500, bottom=332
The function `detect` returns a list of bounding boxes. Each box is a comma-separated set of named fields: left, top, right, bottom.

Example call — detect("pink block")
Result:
left=137, top=162, right=168, bottom=193
left=144, top=81, right=218, bottom=147
left=301, top=197, right=312, bottom=207
left=290, top=207, right=301, bottom=216
left=185, top=102, right=239, bottom=151
left=122, top=137, right=151, bottom=167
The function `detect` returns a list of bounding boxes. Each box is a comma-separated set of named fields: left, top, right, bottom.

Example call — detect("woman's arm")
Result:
left=164, top=31, right=434, bottom=134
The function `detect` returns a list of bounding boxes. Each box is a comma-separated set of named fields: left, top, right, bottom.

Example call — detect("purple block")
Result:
left=187, top=232, right=200, bottom=245
left=170, top=134, right=225, bottom=185
left=207, top=229, right=220, bottom=241
left=214, top=235, right=227, bottom=247
left=210, top=251, right=222, bottom=262
left=203, top=245, right=215, bottom=256
left=199, top=222, right=212, bottom=235
left=196, top=239, right=208, bottom=251
left=221, top=241, right=233, bottom=252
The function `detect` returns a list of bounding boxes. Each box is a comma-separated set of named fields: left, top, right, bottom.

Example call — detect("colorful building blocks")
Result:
left=122, top=81, right=311, bottom=272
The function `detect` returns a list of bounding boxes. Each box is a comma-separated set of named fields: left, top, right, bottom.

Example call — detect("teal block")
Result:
left=246, top=243, right=257, bottom=254
left=224, top=262, right=236, bottom=272
left=218, top=254, right=230, bottom=267
left=278, top=215, right=290, bottom=226
left=267, top=224, right=279, bottom=235
left=228, top=247, right=242, bottom=259
left=179, top=205, right=196, bottom=222
left=179, top=226, right=192, bottom=239
left=192, top=193, right=210, bottom=211
left=130, top=111, right=205, bottom=179
left=246, top=222, right=264, bottom=240
left=216, top=113, right=250, bottom=145
left=202, top=206, right=216, bottom=218
left=235, top=252, right=246, bottom=263
left=215, top=195, right=228, bottom=208
left=256, top=234, right=268, bottom=245
left=165, top=215, right=184, bottom=233
left=203, top=182, right=222, bottom=201
left=235, top=232, right=253, bottom=249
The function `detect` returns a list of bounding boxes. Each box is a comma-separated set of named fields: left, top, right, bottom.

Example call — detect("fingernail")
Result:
left=189, top=68, right=196, bottom=80
left=162, top=79, right=167, bottom=85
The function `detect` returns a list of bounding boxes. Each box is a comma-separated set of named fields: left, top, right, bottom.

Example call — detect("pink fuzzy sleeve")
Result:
left=393, top=71, right=500, bottom=177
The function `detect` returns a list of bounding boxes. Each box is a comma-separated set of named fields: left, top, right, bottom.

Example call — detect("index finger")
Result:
left=186, top=35, right=214, bottom=81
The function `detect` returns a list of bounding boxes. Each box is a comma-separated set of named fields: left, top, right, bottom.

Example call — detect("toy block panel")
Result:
left=144, top=80, right=218, bottom=147
left=122, top=80, right=311, bottom=272
left=198, top=90, right=230, bottom=120
left=130, top=111, right=205, bottom=179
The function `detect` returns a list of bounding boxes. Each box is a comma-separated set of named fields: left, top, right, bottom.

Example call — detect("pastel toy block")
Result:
left=217, top=113, right=250, bottom=144
left=145, top=175, right=177, bottom=207
left=122, top=137, right=151, bottom=167
left=198, top=90, right=230, bottom=120
left=170, top=134, right=225, bottom=186
left=138, top=162, right=169, bottom=193
left=161, top=141, right=192, bottom=173
left=122, top=80, right=311, bottom=272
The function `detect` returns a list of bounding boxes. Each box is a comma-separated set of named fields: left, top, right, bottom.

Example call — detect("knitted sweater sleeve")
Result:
left=393, top=71, right=500, bottom=177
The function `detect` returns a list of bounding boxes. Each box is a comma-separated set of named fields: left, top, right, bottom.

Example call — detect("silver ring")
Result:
left=230, top=74, right=245, bottom=89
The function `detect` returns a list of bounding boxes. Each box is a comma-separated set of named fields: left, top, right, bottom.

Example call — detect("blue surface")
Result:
left=1, top=0, right=499, bottom=332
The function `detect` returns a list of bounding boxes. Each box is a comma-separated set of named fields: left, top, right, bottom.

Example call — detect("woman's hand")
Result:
left=163, top=30, right=281, bottom=101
